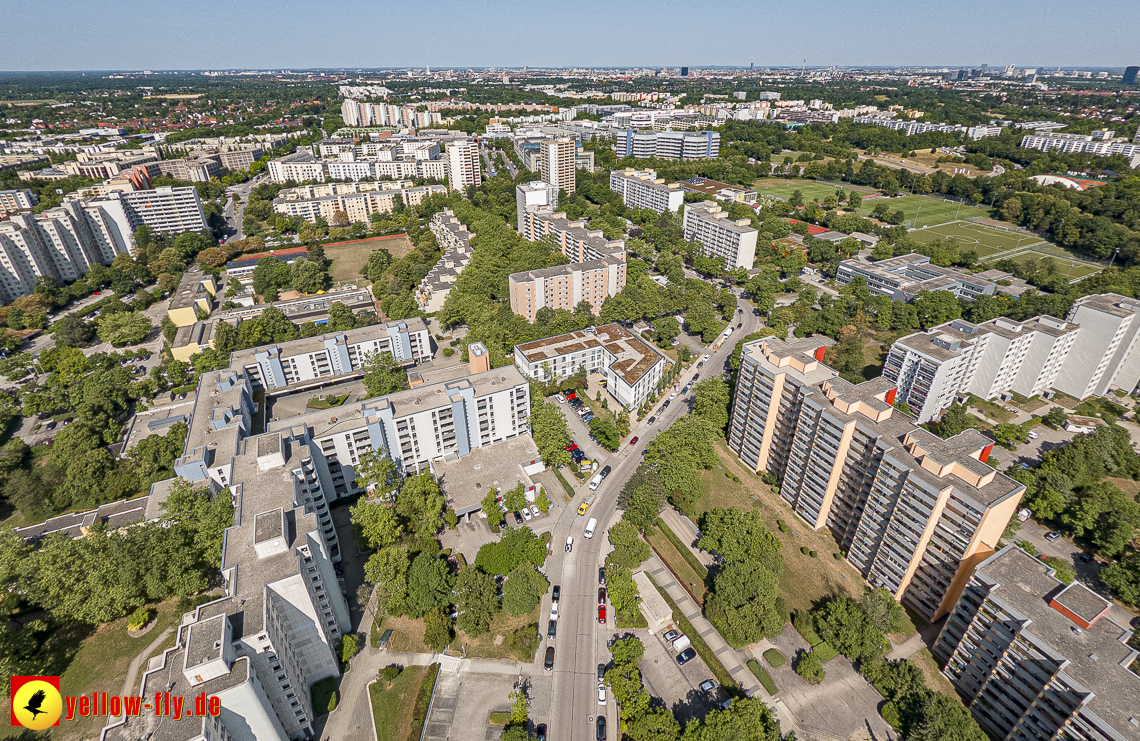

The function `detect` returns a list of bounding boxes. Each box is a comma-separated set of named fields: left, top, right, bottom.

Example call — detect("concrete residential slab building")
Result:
left=508, top=256, right=627, bottom=322
left=613, top=129, right=720, bottom=159
left=88, top=186, right=208, bottom=236
left=728, top=336, right=1025, bottom=621
left=837, top=254, right=1032, bottom=302
left=883, top=316, right=1080, bottom=423
left=681, top=201, right=758, bottom=270
left=1054, top=293, right=1140, bottom=398
left=514, top=323, right=667, bottom=409
left=272, top=181, right=447, bottom=223
left=231, top=318, right=430, bottom=392
left=934, top=546, right=1139, bottom=741
left=519, top=208, right=626, bottom=263
left=271, top=345, right=531, bottom=483
left=418, top=208, right=474, bottom=313
left=516, top=181, right=559, bottom=233
left=608, top=168, right=683, bottom=213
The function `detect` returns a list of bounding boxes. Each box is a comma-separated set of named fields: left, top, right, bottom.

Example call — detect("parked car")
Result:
left=598, top=663, right=607, bottom=682
left=629, top=436, right=639, bottom=445
left=536, top=723, right=547, bottom=741
left=662, top=629, right=681, bottom=644
left=513, top=512, right=524, bottom=525
left=701, top=354, right=711, bottom=362
left=598, top=683, right=607, bottom=705
left=530, top=505, right=541, bottom=519
left=600, top=465, right=612, bottom=478
left=1028, top=430, right=1039, bottom=439
left=1045, top=531, right=1063, bottom=542
left=550, top=602, right=559, bottom=620
left=599, top=567, right=607, bottom=586
left=598, top=587, right=607, bottom=604
left=565, top=536, right=574, bottom=552
left=552, top=585, right=561, bottom=602
left=647, top=416, right=657, bottom=424
left=662, top=400, right=671, bottom=409
left=676, top=647, right=697, bottom=665
left=523, top=508, right=533, bottom=521
left=545, top=646, right=555, bottom=671
left=548, top=620, right=557, bottom=639
left=699, top=679, right=718, bottom=693
left=596, top=715, right=607, bottom=740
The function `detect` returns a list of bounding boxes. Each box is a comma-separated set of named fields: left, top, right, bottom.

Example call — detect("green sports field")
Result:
left=910, top=220, right=1103, bottom=281
left=752, top=180, right=875, bottom=203
left=854, top=195, right=989, bottom=228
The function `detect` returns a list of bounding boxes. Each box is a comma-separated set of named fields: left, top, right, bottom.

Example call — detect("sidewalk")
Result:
left=658, top=508, right=716, bottom=569
left=644, top=556, right=764, bottom=698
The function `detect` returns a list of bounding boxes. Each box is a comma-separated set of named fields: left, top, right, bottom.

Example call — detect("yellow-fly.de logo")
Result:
left=10, top=676, right=62, bottom=730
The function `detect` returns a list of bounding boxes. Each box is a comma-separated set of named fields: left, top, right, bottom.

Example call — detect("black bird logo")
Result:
left=23, top=689, right=47, bottom=720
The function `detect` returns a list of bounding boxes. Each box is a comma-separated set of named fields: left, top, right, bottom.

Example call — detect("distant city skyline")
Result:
left=3, top=0, right=1137, bottom=71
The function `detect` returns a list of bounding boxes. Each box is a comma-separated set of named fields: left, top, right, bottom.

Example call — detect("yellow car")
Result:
left=578, top=501, right=590, bottom=515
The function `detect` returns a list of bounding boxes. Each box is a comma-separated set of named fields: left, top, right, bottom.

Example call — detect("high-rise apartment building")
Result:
left=516, top=181, right=559, bottom=233
left=608, top=169, right=684, bottom=213
left=614, top=130, right=720, bottom=159
left=418, top=209, right=475, bottom=313
left=91, top=186, right=208, bottom=236
left=0, top=189, right=37, bottom=214
left=0, top=200, right=133, bottom=302
left=519, top=207, right=626, bottom=264
left=446, top=139, right=482, bottom=191
left=728, top=336, right=1025, bottom=621
left=540, top=138, right=576, bottom=194
left=681, top=201, right=758, bottom=270
left=934, top=546, right=1139, bottom=741
left=508, top=256, right=626, bottom=322
left=1053, top=293, right=1140, bottom=399
left=1124, top=65, right=1140, bottom=85
left=272, top=182, right=447, bottom=224
left=883, top=315, right=1080, bottom=423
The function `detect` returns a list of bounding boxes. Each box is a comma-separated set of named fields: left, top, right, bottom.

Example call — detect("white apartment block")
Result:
left=218, top=146, right=265, bottom=171
left=883, top=316, right=1080, bottom=423
left=231, top=319, right=431, bottom=393
left=156, top=153, right=223, bottom=182
left=519, top=207, right=627, bottom=264
left=446, top=139, right=482, bottom=191
left=340, top=99, right=442, bottom=129
left=93, top=186, right=208, bottom=236
left=0, top=189, right=37, bottom=213
left=681, top=201, right=758, bottom=270
left=728, top=336, right=1025, bottom=621
left=540, top=138, right=576, bottom=194
left=418, top=209, right=474, bottom=313
left=608, top=168, right=683, bottom=213
left=613, top=129, right=720, bottom=159
left=0, top=200, right=133, bottom=302
left=508, top=256, right=627, bottom=322
left=514, top=324, right=667, bottom=409
left=1020, top=132, right=1140, bottom=165
left=272, top=182, right=447, bottom=224
left=1054, top=293, right=1140, bottom=399
left=268, top=152, right=328, bottom=184
left=515, top=181, right=558, bottom=232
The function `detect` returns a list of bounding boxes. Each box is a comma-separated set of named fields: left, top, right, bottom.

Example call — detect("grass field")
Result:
left=326, top=234, right=413, bottom=281
left=646, top=525, right=708, bottom=605
left=370, top=665, right=429, bottom=741
left=855, top=195, right=989, bottom=228
left=752, top=180, right=875, bottom=203
left=910, top=221, right=1104, bottom=280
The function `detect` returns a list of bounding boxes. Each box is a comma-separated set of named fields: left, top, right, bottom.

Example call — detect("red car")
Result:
left=629, top=436, right=639, bottom=445
left=598, top=605, right=607, bottom=623
left=565, top=443, right=579, bottom=451
left=565, top=393, right=577, bottom=401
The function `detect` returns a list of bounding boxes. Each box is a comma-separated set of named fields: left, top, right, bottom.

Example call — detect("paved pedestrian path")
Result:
left=658, top=508, right=716, bottom=568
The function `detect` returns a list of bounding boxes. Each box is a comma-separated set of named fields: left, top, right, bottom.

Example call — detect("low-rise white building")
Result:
left=418, top=209, right=474, bottom=313
left=514, top=323, right=668, bottom=409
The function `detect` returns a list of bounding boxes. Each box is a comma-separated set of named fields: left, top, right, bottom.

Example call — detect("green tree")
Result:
left=698, top=507, right=783, bottom=573
left=626, top=709, right=681, bottom=741
left=353, top=447, right=398, bottom=493
left=406, top=552, right=454, bottom=618
left=794, top=650, right=825, bottom=683
left=291, top=258, right=329, bottom=294
left=607, top=518, right=650, bottom=568
left=350, top=500, right=402, bottom=550
left=474, top=526, right=547, bottom=575
left=364, top=546, right=410, bottom=616
left=643, top=416, right=718, bottom=513
left=363, top=249, right=394, bottom=282
left=362, top=350, right=409, bottom=397
left=653, top=316, right=680, bottom=345
left=481, top=488, right=505, bottom=529
left=1041, top=406, right=1068, bottom=429
left=502, top=563, right=549, bottom=616
left=992, top=423, right=1029, bottom=449
left=529, top=400, right=571, bottom=469
left=453, top=566, right=498, bottom=636
left=813, top=596, right=887, bottom=664
left=52, top=314, right=97, bottom=347
left=423, top=606, right=453, bottom=652
left=589, top=416, right=620, bottom=451
left=396, top=473, right=446, bottom=539
left=860, top=587, right=909, bottom=634
left=609, top=635, right=646, bottom=667
left=705, top=560, right=785, bottom=646
left=503, top=482, right=528, bottom=513
left=692, top=376, right=732, bottom=434
left=908, top=692, right=988, bottom=741
left=96, top=312, right=152, bottom=346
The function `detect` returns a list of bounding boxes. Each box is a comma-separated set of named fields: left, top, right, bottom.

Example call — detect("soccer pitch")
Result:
left=910, top=221, right=1104, bottom=282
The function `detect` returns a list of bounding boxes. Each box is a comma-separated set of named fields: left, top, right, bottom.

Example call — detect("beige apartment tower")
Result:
left=727, top=336, right=1025, bottom=621
left=540, top=139, right=576, bottom=194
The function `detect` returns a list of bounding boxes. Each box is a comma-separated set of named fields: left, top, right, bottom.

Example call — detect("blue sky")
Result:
left=2, top=0, right=1135, bottom=71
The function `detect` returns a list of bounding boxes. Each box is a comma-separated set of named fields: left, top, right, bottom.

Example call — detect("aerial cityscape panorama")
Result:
left=0, top=4, right=1138, bottom=741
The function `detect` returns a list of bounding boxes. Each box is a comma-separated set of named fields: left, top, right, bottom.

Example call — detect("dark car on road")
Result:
left=599, top=465, right=612, bottom=478
left=676, top=647, right=697, bottom=665
left=552, top=585, right=561, bottom=602
left=596, top=715, right=607, bottom=740
left=544, top=646, right=555, bottom=671
left=598, top=663, right=607, bottom=682
left=598, top=587, right=607, bottom=604
left=536, top=724, right=547, bottom=741
left=548, top=620, right=557, bottom=639
left=662, top=400, right=670, bottom=409
left=599, top=567, right=606, bottom=586
left=647, top=416, right=657, bottom=424
left=513, top=512, right=524, bottom=525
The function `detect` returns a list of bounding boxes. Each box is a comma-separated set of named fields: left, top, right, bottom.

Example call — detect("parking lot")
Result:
left=633, top=628, right=722, bottom=725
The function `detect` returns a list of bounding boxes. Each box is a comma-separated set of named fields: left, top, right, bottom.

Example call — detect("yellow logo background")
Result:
left=12, top=679, right=62, bottom=730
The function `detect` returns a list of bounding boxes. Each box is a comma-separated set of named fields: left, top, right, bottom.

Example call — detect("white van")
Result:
left=585, top=517, right=598, bottom=539
left=671, top=635, right=691, bottom=652
left=589, top=472, right=604, bottom=490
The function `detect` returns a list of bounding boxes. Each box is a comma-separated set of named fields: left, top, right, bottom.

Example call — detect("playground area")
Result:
left=909, top=220, right=1104, bottom=281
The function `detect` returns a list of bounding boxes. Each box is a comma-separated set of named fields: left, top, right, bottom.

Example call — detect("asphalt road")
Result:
left=225, top=174, right=268, bottom=240
left=544, top=296, right=763, bottom=741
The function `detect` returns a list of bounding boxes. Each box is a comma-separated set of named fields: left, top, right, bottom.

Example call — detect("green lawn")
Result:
left=855, top=195, right=988, bottom=228
left=370, top=665, right=429, bottom=741
left=307, top=394, right=349, bottom=409
left=646, top=525, right=708, bottom=606
left=752, top=181, right=871, bottom=203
